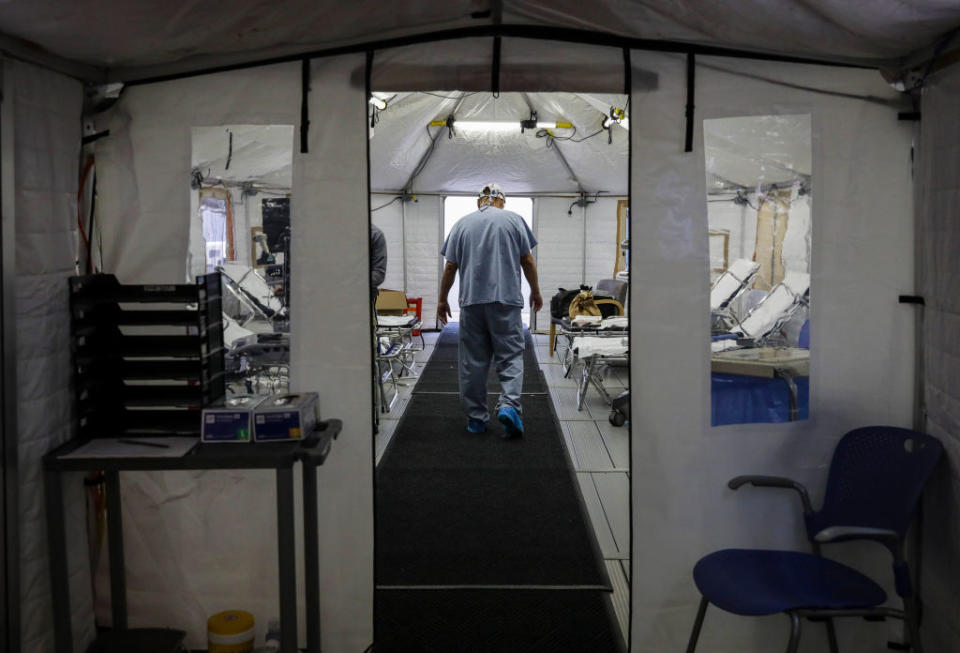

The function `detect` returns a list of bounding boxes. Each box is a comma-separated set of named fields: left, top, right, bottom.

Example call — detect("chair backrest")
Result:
left=596, top=279, right=628, bottom=306
left=807, top=427, right=943, bottom=540
left=710, top=259, right=760, bottom=311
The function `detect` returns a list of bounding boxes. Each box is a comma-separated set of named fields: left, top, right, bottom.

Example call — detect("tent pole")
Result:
left=1, top=59, right=21, bottom=653
left=118, top=24, right=878, bottom=87
left=401, top=199, right=408, bottom=292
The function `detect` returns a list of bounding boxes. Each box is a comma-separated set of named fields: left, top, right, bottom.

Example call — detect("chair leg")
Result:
left=685, top=596, right=709, bottom=653
left=549, top=322, right=556, bottom=357
left=825, top=618, right=839, bottom=653
left=786, top=612, right=802, bottom=653
left=906, top=598, right=923, bottom=653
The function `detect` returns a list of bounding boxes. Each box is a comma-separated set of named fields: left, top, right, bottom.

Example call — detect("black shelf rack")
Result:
left=69, top=273, right=225, bottom=438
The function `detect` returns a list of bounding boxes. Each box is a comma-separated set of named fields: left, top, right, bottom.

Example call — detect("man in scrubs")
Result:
left=438, top=183, right=543, bottom=437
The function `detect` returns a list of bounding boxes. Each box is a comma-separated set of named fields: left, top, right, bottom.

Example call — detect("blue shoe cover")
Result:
left=497, top=406, right=524, bottom=438
left=467, top=419, right=487, bottom=433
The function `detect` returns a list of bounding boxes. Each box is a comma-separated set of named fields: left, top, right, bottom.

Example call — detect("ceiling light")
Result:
left=427, top=118, right=573, bottom=132
left=368, top=96, right=387, bottom=111
left=602, top=107, right=629, bottom=131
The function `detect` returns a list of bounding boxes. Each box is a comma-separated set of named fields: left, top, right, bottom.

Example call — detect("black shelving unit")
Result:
left=69, top=273, right=226, bottom=437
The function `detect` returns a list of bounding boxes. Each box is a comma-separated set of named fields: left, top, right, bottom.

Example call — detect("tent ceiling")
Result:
left=0, top=1, right=958, bottom=77
left=369, top=91, right=629, bottom=195
left=192, top=124, right=293, bottom=187
left=704, top=114, right=811, bottom=190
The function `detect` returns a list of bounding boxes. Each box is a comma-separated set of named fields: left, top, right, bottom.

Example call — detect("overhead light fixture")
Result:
left=428, top=118, right=573, bottom=132
left=602, top=107, right=629, bottom=131
left=368, top=96, right=388, bottom=110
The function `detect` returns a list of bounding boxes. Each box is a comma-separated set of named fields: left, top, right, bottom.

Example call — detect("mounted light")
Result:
left=602, top=107, right=629, bottom=131
left=368, top=96, right=388, bottom=110
left=427, top=118, right=573, bottom=132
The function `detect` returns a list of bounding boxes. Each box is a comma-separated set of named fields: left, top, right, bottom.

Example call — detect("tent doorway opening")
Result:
left=370, top=88, right=631, bottom=647
left=442, top=195, right=534, bottom=325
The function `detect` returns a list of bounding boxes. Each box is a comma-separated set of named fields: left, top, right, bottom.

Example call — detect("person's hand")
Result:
left=438, top=300, right=452, bottom=324
left=530, top=291, right=543, bottom=313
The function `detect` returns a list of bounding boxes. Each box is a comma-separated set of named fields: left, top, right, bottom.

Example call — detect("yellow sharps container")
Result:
left=207, top=610, right=255, bottom=653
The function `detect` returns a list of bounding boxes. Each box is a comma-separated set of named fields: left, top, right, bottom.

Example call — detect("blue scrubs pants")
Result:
left=458, top=303, right=524, bottom=423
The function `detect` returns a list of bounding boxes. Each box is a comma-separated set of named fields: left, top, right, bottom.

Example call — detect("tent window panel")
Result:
left=199, top=194, right=230, bottom=273
left=705, top=114, right=812, bottom=427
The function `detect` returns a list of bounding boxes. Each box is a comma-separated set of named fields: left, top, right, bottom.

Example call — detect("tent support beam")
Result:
left=300, top=58, right=310, bottom=154
left=118, top=24, right=878, bottom=87
left=685, top=52, right=696, bottom=152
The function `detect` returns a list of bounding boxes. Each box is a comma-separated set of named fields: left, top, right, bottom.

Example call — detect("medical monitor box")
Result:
left=253, top=392, right=319, bottom=442
left=376, top=289, right=408, bottom=316
left=201, top=394, right=269, bottom=443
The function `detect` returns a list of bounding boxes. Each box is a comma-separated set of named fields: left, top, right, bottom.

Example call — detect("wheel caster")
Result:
left=609, top=410, right=626, bottom=426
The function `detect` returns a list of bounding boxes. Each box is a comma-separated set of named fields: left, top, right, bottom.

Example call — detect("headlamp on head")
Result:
left=478, top=183, right=506, bottom=203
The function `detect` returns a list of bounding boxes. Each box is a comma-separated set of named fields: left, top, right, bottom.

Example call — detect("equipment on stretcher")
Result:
left=710, top=258, right=760, bottom=333
left=374, top=313, right=424, bottom=413
left=732, top=271, right=809, bottom=345
left=557, top=316, right=630, bottom=424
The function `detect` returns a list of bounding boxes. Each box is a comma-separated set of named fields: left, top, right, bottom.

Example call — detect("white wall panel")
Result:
left=629, top=53, right=913, bottom=652
left=402, top=196, right=442, bottom=327
left=584, top=196, right=622, bottom=289
left=534, top=197, right=585, bottom=329
left=371, top=199, right=404, bottom=291
left=292, top=54, right=373, bottom=653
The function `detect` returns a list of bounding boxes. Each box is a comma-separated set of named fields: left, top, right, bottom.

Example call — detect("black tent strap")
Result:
left=685, top=52, right=696, bottom=153
left=492, top=36, right=501, bottom=97
left=121, top=24, right=876, bottom=87
left=300, top=58, right=311, bottom=154
left=623, top=48, right=631, bottom=96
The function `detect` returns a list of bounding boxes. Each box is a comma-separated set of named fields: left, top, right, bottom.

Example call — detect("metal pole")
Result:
left=401, top=199, right=408, bottom=292
left=0, top=59, right=20, bottom=653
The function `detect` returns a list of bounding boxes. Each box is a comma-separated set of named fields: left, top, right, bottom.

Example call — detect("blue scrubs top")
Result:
left=441, top=206, right=537, bottom=308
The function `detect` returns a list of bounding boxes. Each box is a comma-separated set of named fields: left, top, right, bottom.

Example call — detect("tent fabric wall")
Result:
left=291, top=54, right=372, bottom=653
left=917, top=63, right=960, bottom=653
left=91, top=65, right=307, bottom=650
left=629, top=53, right=914, bottom=651
left=7, top=59, right=95, bottom=653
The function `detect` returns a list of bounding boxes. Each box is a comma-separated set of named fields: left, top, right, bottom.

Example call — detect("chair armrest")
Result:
left=814, top=526, right=900, bottom=548
left=728, top=475, right=813, bottom=516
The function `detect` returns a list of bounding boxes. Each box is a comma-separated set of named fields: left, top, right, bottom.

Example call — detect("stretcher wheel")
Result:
left=609, top=409, right=626, bottom=427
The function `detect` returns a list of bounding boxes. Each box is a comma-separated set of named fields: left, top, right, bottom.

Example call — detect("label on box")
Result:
left=254, top=412, right=304, bottom=441
left=202, top=412, right=252, bottom=442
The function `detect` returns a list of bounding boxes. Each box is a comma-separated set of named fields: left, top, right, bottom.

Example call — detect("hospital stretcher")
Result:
left=557, top=316, right=630, bottom=425
left=375, top=314, right=423, bottom=412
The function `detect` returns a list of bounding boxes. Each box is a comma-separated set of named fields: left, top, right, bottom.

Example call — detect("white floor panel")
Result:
left=542, top=362, right=580, bottom=388
left=565, top=421, right=615, bottom=470
left=576, top=472, right=619, bottom=557
left=606, top=559, right=630, bottom=644
left=597, top=420, right=630, bottom=469
left=549, top=386, right=596, bottom=420
left=593, top=472, right=630, bottom=556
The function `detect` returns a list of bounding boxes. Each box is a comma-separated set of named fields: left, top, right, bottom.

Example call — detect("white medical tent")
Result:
left=1, top=3, right=959, bottom=652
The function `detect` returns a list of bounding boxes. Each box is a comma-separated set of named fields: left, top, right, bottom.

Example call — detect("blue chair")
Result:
left=686, top=426, right=942, bottom=653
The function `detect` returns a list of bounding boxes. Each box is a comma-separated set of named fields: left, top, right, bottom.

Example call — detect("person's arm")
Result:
left=370, top=229, right=387, bottom=290
left=520, top=252, right=543, bottom=312
left=438, top=260, right=458, bottom=324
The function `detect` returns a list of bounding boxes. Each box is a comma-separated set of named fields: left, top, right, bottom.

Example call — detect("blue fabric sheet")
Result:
left=712, top=373, right=809, bottom=426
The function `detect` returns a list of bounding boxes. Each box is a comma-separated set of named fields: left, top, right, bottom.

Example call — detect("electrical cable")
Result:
left=225, top=130, right=233, bottom=170
left=372, top=196, right=403, bottom=212
left=87, top=170, right=98, bottom=273
left=77, top=157, right=96, bottom=272
left=417, top=91, right=479, bottom=100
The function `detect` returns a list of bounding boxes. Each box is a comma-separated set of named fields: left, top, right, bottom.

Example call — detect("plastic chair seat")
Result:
left=694, top=549, right=887, bottom=616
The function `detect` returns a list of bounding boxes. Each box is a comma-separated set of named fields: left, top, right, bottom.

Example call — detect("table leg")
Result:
left=276, top=467, right=298, bottom=653
left=104, top=470, right=127, bottom=630
left=302, top=460, right=321, bottom=653
left=44, top=469, right=73, bottom=653
left=775, top=369, right=799, bottom=421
